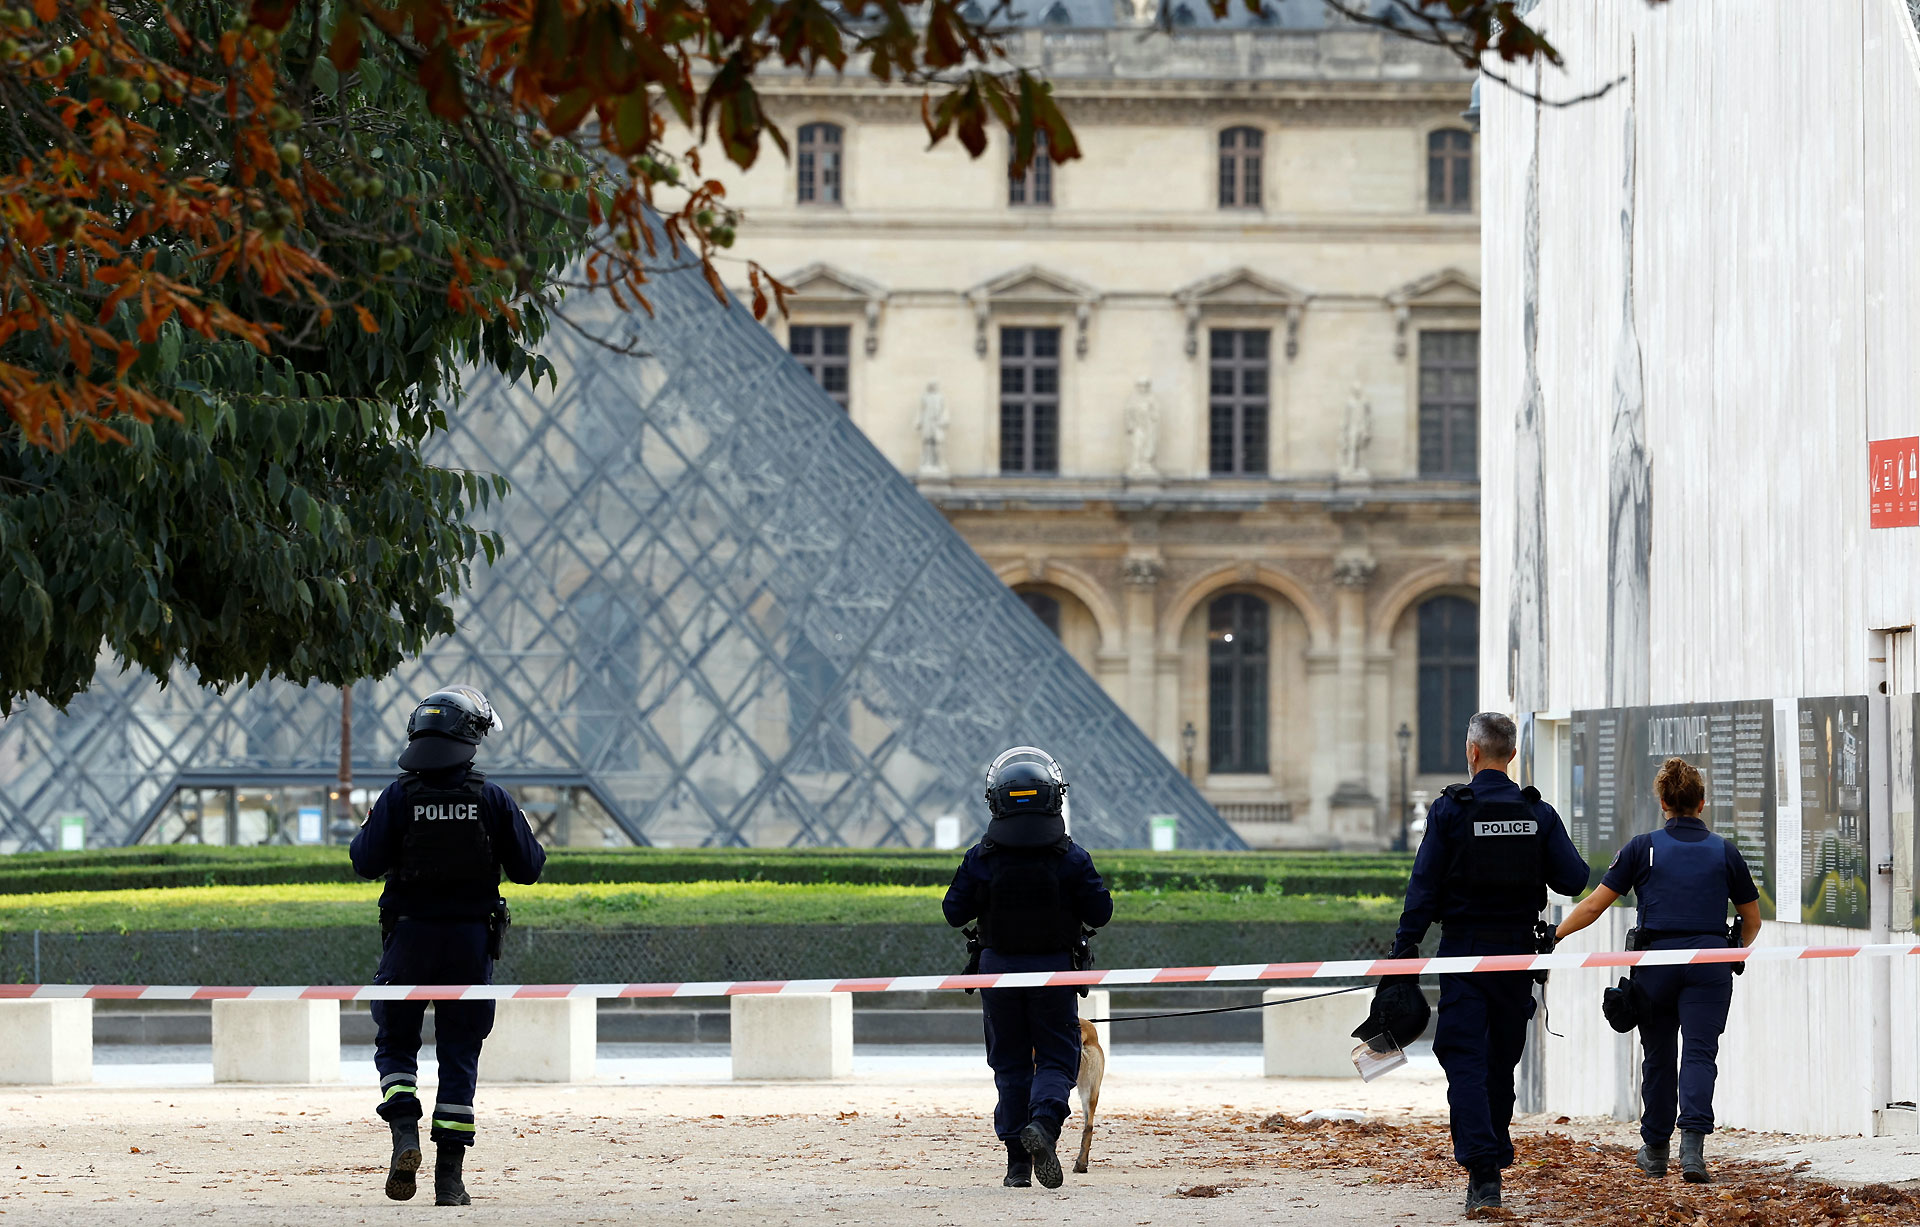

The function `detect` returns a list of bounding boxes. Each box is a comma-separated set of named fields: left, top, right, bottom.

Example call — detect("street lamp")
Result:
left=1181, top=721, right=1197, bottom=780
left=1395, top=722, right=1413, bottom=851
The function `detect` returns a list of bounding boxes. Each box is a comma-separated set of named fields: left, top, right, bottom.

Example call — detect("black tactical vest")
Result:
left=390, top=770, right=500, bottom=893
left=1441, top=784, right=1548, bottom=917
left=978, top=848, right=1080, bottom=956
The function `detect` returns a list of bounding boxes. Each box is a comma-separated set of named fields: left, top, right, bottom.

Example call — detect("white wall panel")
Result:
left=1485, top=0, right=1920, bottom=1135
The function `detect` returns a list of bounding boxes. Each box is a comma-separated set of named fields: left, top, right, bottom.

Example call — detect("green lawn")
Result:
left=0, top=845, right=1413, bottom=897
left=0, top=879, right=1402, bottom=933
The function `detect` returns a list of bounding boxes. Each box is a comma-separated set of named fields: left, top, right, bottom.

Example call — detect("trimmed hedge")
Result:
left=0, top=881, right=1400, bottom=932
left=0, top=846, right=1411, bottom=898
left=0, top=920, right=1398, bottom=987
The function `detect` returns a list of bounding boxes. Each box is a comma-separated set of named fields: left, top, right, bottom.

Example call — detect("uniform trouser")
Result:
left=1635, top=944, right=1734, bottom=1145
left=371, top=919, right=496, bottom=1148
left=980, top=985, right=1081, bottom=1141
left=1432, top=934, right=1536, bottom=1174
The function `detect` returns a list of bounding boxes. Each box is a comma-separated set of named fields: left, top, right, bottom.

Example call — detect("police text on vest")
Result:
left=1474, top=819, right=1538, bottom=836
left=413, top=804, right=479, bottom=822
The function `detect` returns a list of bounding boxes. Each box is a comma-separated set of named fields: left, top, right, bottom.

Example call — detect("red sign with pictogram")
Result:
left=1870, top=437, right=1920, bottom=529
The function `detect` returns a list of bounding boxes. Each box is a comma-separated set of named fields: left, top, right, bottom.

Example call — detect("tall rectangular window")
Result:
left=1208, top=329, right=1269, bottom=475
left=797, top=123, right=843, bottom=205
left=1427, top=128, right=1473, bottom=213
left=1208, top=594, right=1270, bottom=774
left=1418, top=330, right=1478, bottom=476
left=1417, top=596, right=1479, bottom=774
left=1218, top=126, right=1263, bottom=209
left=1009, top=132, right=1053, bottom=207
left=789, top=325, right=850, bottom=410
left=999, top=327, right=1060, bottom=475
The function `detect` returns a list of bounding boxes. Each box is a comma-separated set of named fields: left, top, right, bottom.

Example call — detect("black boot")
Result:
left=384, top=1120, right=422, bottom=1201
left=1679, top=1130, right=1710, bottom=1184
left=1003, top=1139, right=1032, bottom=1188
left=1635, top=1139, right=1669, bottom=1177
left=1464, top=1170, right=1502, bottom=1214
left=1018, top=1119, right=1063, bottom=1190
left=434, top=1144, right=471, bottom=1206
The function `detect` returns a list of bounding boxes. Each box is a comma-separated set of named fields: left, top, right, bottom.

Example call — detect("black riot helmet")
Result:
left=398, top=685, right=503, bottom=772
left=982, top=746, right=1070, bottom=849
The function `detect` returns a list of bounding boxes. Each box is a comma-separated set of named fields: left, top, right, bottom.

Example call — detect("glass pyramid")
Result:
left=0, top=248, right=1240, bottom=851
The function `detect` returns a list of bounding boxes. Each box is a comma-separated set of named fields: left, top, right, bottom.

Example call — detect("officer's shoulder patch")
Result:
left=1441, top=783, right=1475, bottom=803
left=1521, top=785, right=1542, bottom=803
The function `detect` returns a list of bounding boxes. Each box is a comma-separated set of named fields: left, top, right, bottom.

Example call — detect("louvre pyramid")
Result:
left=0, top=247, right=1240, bottom=851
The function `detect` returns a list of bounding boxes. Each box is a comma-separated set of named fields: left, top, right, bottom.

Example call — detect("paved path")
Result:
left=1, top=1044, right=1475, bottom=1225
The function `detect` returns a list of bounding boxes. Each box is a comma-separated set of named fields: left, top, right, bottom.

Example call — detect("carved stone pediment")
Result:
left=783, top=263, right=889, bottom=355
left=1387, top=267, right=1478, bottom=357
left=968, top=265, right=1101, bottom=357
left=1175, top=267, right=1310, bottom=311
left=1174, top=267, right=1309, bottom=359
left=971, top=264, right=1101, bottom=308
left=1388, top=267, right=1479, bottom=311
left=784, top=262, right=888, bottom=305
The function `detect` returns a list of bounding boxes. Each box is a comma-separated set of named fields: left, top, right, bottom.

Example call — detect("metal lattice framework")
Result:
left=0, top=249, right=1241, bottom=851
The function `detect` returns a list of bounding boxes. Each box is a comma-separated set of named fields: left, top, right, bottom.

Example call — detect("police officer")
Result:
left=1389, top=712, right=1589, bottom=1214
left=349, top=686, right=546, bottom=1206
left=1554, top=757, right=1761, bottom=1184
left=943, top=747, right=1112, bottom=1191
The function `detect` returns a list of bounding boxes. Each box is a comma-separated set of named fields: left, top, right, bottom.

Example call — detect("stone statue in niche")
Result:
left=1338, top=381, right=1373, bottom=481
left=1123, top=376, right=1160, bottom=480
left=916, top=380, right=949, bottom=476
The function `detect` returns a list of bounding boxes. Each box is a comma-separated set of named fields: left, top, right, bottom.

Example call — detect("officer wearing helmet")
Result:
left=943, top=747, right=1112, bottom=1191
left=349, top=686, right=546, bottom=1206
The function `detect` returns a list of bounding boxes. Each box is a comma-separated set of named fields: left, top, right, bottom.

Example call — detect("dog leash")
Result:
left=1080, top=983, right=1370, bottom=1025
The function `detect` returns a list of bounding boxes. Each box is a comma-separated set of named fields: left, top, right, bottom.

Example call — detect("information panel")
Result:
left=1797, top=696, right=1872, bottom=929
left=1568, top=700, right=1777, bottom=914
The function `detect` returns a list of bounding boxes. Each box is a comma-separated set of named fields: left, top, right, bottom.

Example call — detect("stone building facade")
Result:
left=684, top=12, right=1481, bottom=846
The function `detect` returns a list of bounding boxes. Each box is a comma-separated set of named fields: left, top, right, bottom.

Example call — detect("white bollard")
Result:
left=1077, top=990, right=1111, bottom=1055
left=1262, top=987, right=1376, bottom=1078
left=478, top=997, right=596, bottom=1083
left=0, top=1000, right=92, bottom=1084
left=212, top=999, right=340, bottom=1084
left=731, top=993, right=852, bottom=1080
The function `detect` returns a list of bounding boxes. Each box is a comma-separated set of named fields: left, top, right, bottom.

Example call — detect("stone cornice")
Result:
left=759, top=87, right=1468, bottom=127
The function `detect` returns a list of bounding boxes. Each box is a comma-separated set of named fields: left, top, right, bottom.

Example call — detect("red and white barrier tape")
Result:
left=3, top=942, right=1917, bottom=1001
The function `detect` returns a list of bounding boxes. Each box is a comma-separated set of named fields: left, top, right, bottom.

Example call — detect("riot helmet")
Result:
left=982, top=746, right=1069, bottom=849
left=398, top=685, right=502, bottom=772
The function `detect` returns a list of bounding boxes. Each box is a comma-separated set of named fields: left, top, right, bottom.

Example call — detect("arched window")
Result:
left=1218, top=126, right=1263, bottom=209
left=1208, top=594, right=1269, bottom=774
left=1417, top=596, right=1478, bottom=773
left=1427, top=128, right=1472, bottom=213
left=797, top=123, right=843, bottom=206
left=1019, top=590, right=1062, bottom=638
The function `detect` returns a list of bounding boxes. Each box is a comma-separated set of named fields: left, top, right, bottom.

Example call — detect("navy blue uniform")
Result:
left=1599, top=816, right=1758, bottom=1146
left=1394, top=768, right=1589, bottom=1175
left=350, top=765, right=545, bottom=1147
left=944, top=842, right=1113, bottom=1142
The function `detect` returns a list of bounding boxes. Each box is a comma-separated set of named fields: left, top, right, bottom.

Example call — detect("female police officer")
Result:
left=1555, top=757, right=1761, bottom=1184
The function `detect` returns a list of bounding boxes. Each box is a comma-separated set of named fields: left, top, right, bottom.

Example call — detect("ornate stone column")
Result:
left=1121, top=555, right=1163, bottom=733
left=1328, top=550, right=1379, bottom=845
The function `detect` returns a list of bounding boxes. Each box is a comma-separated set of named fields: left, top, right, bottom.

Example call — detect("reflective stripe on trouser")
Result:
left=1432, top=934, right=1536, bottom=1174
left=379, top=1071, right=422, bottom=1120
left=431, top=1102, right=477, bottom=1146
left=370, top=918, right=496, bottom=1145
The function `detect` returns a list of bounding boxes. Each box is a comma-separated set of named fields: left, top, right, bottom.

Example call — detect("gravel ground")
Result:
left=0, top=1049, right=1907, bottom=1226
